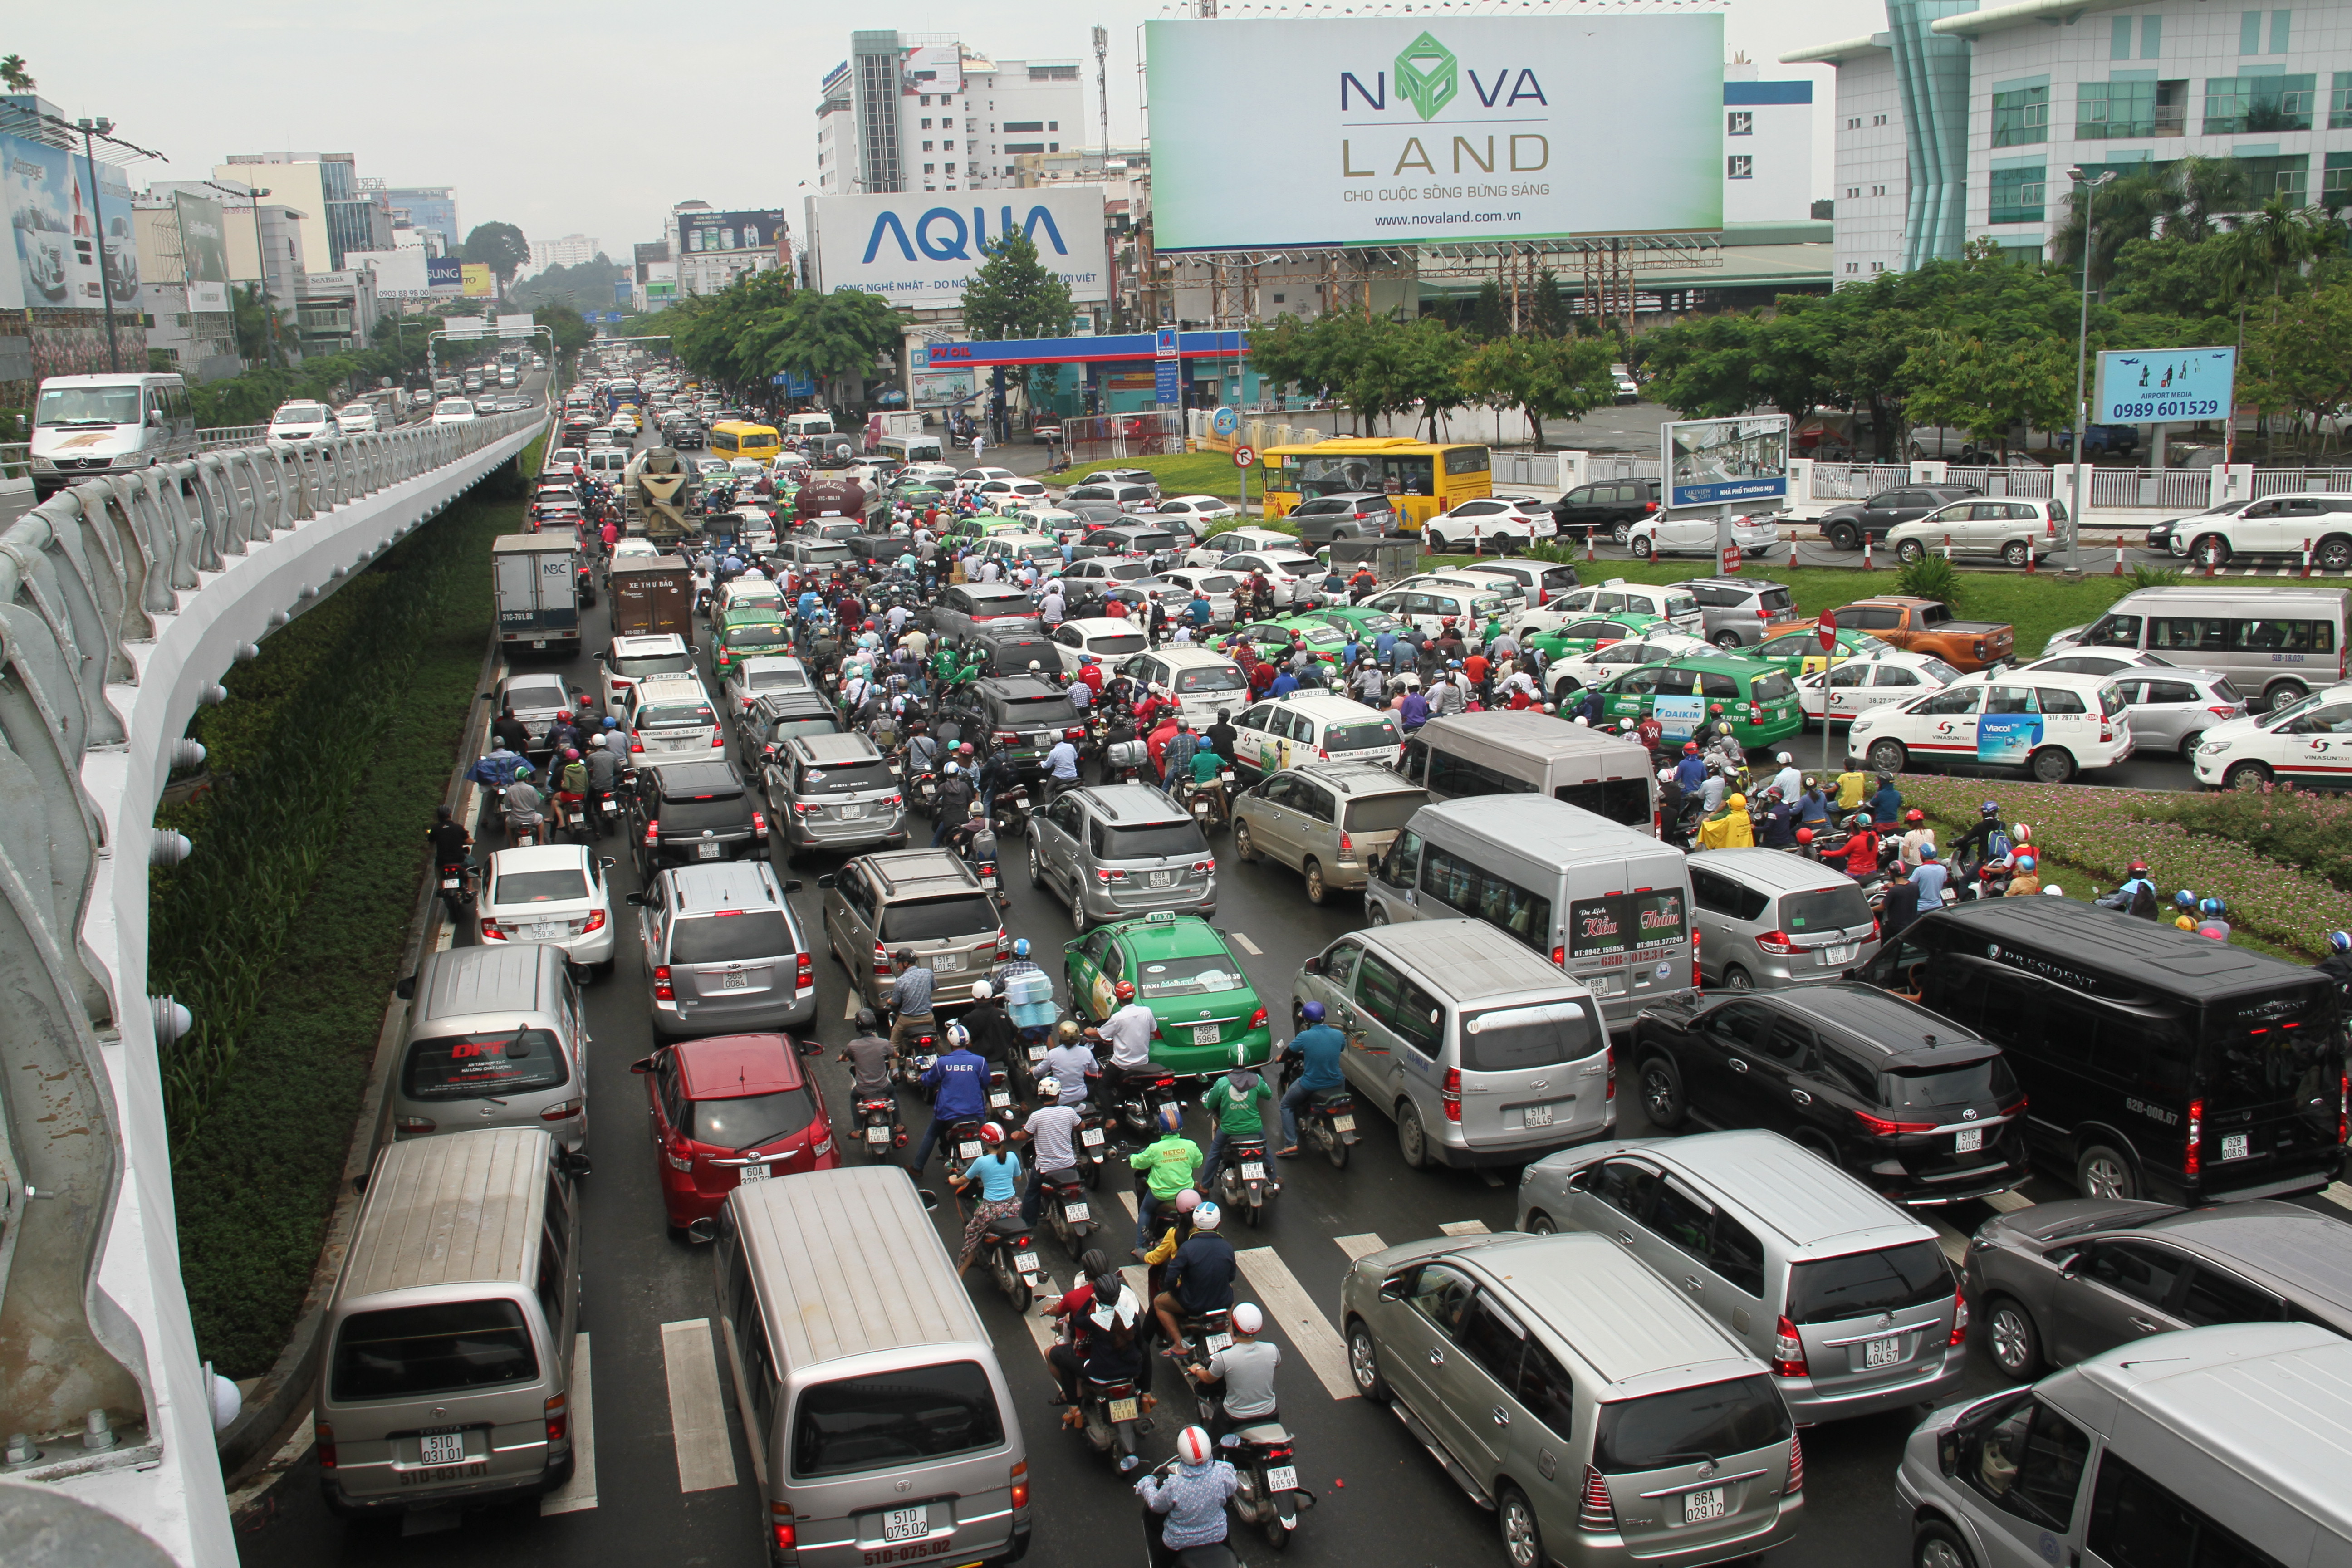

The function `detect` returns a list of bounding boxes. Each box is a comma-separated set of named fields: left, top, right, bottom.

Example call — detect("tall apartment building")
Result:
left=816, top=30, right=1086, bottom=196
left=215, top=152, right=391, bottom=271
left=525, top=233, right=601, bottom=278
left=1788, top=0, right=2352, bottom=281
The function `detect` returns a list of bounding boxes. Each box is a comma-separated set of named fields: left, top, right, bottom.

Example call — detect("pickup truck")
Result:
left=1829, top=596, right=2013, bottom=672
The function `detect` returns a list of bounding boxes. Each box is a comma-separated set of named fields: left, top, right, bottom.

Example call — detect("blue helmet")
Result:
left=2175, top=890, right=2197, bottom=909
left=2200, top=897, right=2227, bottom=917
left=1300, top=1000, right=1326, bottom=1024
left=2330, top=932, right=2351, bottom=955
left=1980, top=800, right=2000, bottom=818
left=1012, top=938, right=1030, bottom=958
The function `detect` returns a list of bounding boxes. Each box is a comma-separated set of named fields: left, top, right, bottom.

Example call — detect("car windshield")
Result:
left=1461, top=1000, right=1598, bottom=1073
left=332, top=1300, right=539, bottom=1402
left=685, top=1085, right=817, bottom=1149
left=1103, top=821, right=1209, bottom=859
left=726, top=624, right=791, bottom=650
left=881, top=895, right=1002, bottom=942
left=1132, top=953, right=1248, bottom=997
left=402, top=1027, right=570, bottom=1101
left=658, top=791, right=749, bottom=832
left=999, top=694, right=1082, bottom=726
left=506, top=678, right=568, bottom=710
left=1176, top=666, right=1246, bottom=694
left=1921, top=657, right=1963, bottom=683
left=1779, top=886, right=1873, bottom=935
left=275, top=404, right=329, bottom=423
left=37, top=386, right=144, bottom=426
left=1325, top=717, right=1402, bottom=751
left=670, top=910, right=794, bottom=964
left=1786, top=1241, right=1952, bottom=1325
left=1592, top=1376, right=1792, bottom=1474
left=801, top=759, right=896, bottom=794
left=1881, top=1054, right=2019, bottom=1109
left=613, top=651, right=695, bottom=681
left=492, top=868, right=590, bottom=905
left=1342, top=791, right=1426, bottom=833
left=639, top=701, right=715, bottom=729
left=791, top=1361, right=1007, bottom=1480
left=1088, top=632, right=1148, bottom=655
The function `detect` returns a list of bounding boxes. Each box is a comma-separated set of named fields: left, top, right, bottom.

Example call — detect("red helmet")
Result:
left=1796, top=828, right=1814, bottom=845
left=1682, top=741, right=1699, bottom=754
left=1112, top=980, right=1135, bottom=1002
left=1905, top=808, right=1925, bottom=824
left=959, top=741, right=975, bottom=755
left=977, top=1122, right=1005, bottom=1147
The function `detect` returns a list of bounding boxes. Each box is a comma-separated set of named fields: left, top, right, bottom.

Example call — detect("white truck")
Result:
left=491, top=535, right=583, bottom=655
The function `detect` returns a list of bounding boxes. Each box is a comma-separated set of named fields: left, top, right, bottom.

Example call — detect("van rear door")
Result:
left=2201, top=985, right=2347, bottom=1196
left=1456, top=998, right=1612, bottom=1148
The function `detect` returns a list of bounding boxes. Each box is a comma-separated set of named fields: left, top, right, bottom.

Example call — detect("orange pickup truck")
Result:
left=1830, top=596, right=2014, bottom=671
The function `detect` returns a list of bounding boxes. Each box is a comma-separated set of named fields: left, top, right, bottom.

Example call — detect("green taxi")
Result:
left=1300, top=605, right=1402, bottom=643
left=1524, top=612, right=1670, bottom=663
left=1751, top=622, right=1875, bottom=679
left=714, top=607, right=792, bottom=677
left=1065, top=912, right=1274, bottom=1078
left=1588, top=652, right=1804, bottom=747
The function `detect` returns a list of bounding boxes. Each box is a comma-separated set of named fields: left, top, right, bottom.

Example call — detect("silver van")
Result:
left=1898, top=1321, right=2352, bottom=1568
left=2043, top=582, right=2348, bottom=713
left=1366, top=795, right=1696, bottom=1031
left=1686, top=850, right=1880, bottom=990
left=762, top=731, right=908, bottom=860
left=317, top=1128, right=584, bottom=1515
left=633, top=859, right=814, bottom=1037
left=1294, top=917, right=1615, bottom=1170
left=1340, top=1230, right=1803, bottom=1568
left=709, top=1166, right=1030, bottom=1568
left=1398, top=712, right=1659, bottom=836
left=1518, top=1130, right=1967, bottom=1426
left=29, top=372, right=198, bottom=499
left=391, top=944, right=590, bottom=1152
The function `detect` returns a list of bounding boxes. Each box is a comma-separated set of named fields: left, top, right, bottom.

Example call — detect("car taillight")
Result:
left=544, top=1390, right=570, bottom=1445
left=1442, top=1067, right=1462, bottom=1122
left=1010, top=1459, right=1029, bottom=1510
left=479, top=916, right=506, bottom=941
left=772, top=1503, right=798, bottom=1553
left=664, top=1137, right=694, bottom=1171
left=1949, top=1289, right=1970, bottom=1347
left=995, top=730, right=1019, bottom=745
left=1606, top=1045, right=1617, bottom=1101
left=873, top=942, right=891, bottom=975
left=752, top=811, right=767, bottom=835
left=1754, top=929, right=1801, bottom=956
left=540, top=1098, right=583, bottom=1122
left=653, top=965, right=674, bottom=1002
left=315, top=1420, right=337, bottom=1470
left=630, top=738, right=645, bottom=752
left=1772, top=1315, right=1808, bottom=1377
left=995, top=931, right=1013, bottom=960
left=394, top=1115, right=436, bottom=1135
left=1552, top=943, right=1566, bottom=967
left=1097, top=867, right=1125, bottom=882
left=1066, top=726, right=1087, bottom=739
left=1692, top=927, right=1702, bottom=991
left=1578, top=1465, right=1617, bottom=1531
left=583, top=909, right=607, bottom=934
left=1192, top=860, right=1214, bottom=875
left=1643, top=500, right=1657, bottom=513
left=711, top=730, right=725, bottom=748
left=1787, top=1431, right=1804, bottom=1494
left=643, top=819, right=659, bottom=846
left=1854, top=1110, right=1937, bottom=1137
left=2186, top=1095, right=2203, bottom=1177
left=797, top=952, right=813, bottom=989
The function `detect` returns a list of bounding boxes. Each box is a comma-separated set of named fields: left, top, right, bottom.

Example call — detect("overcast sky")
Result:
left=13, top=0, right=1884, bottom=259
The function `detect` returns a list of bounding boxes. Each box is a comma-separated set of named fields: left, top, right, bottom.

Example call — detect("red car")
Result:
left=632, top=1034, right=838, bottom=1230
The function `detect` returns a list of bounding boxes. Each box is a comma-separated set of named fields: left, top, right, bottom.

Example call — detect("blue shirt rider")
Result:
left=1278, top=1006, right=1348, bottom=1153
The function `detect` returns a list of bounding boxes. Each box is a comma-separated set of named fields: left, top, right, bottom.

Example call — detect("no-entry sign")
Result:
left=1816, top=608, right=1839, bottom=652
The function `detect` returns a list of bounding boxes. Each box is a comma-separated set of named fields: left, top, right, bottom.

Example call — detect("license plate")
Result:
left=1863, top=1335, right=1901, bottom=1368
left=1205, top=1332, right=1233, bottom=1353
left=1820, top=944, right=1856, bottom=966
left=1524, top=1103, right=1554, bottom=1129
left=867, top=1127, right=890, bottom=1145
left=720, top=969, right=750, bottom=990
left=1080, top=1127, right=1105, bottom=1146
left=1029, top=1044, right=1049, bottom=1062
left=1014, top=1250, right=1040, bottom=1272
left=1955, top=1127, right=1983, bottom=1152
left=696, top=842, right=721, bottom=859
left=417, top=1432, right=466, bottom=1467
left=1683, top=1487, right=1725, bottom=1524
left=959, top=1140, right=981, bottom=1160
left=532, top=638, right=548, bottom=649
left=989, top=1090, right=1012, bottom=1108
left=1108, top=1397, right=1139, bottom=1422
left=933, top=951, right=965, bottom=972
left=1065, top=1201, right=1089, bottom=1222
left=838, top=803, right=866, bottom=819
left=1241, top=1161, right=1266, bottom=1181
left=982, top=873, right=999, bottom=889
left=1192, top=1024, right=1221, bottom=1045
left=738, top=1161, right=769, bottom=1182
left=1267, top=1465, right=1298, bottom=1492
left=440, top=878, right=460, bottom=890
left=1149, top=870, right=1175, bottom=888
left=2223, top=1132, right=2251, bottom=1161
left=1332, top=1114, right=1356, bottom=1132
left=882, top=1506, right=928, bottom=1543
left=1587, top=971, right=1624, bottom=995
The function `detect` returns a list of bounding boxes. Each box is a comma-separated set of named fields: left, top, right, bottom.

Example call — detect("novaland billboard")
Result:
left=1145, top=16, right=1723, bottom=251
left=804, top=187, right=1108, bottom=310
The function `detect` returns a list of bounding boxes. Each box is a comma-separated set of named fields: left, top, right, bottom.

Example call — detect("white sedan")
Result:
left=1543, top=634, right=1714, bottom=699
left=1627, top=510, right=1782, bottom=562
left=431, top=397, right=478, bottom=426
left=723, top=654, right=816, bottom=716
left=479, top=843, right=617, bottom=974
left=336, top=402, right=382, bottom=434
left=1049, top=616, right=1152, bottom=676
left=1152, top=495, right=1240, bottom=533
left=1421, top=495, right=1557, bottom=554
left=1795, top=649, right=1960, bottom=725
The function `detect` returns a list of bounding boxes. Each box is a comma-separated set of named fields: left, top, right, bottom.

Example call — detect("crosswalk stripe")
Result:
left=1230, top=931, right=1263, bottom=956
left=1334, top=1233, right=1388, bottom=1261
left=660, top=1318, right=740, bottom=1494
left=2326, top=1183, right=2352, bottom=1214
left=842, top=990, right=863, bottom=1021
left=541, top=1332, right=596, bottom=1514
left=1983, top=1190, right=2034, bottom=1214
left=1236, top=1247, right=1358, bottom=1402
left=1439, top=1220, right=1491, bottom=1236
left=1022, top=1276, right=1063, bottom=1359
left=1926, top=1217, right=1969, bottom=1266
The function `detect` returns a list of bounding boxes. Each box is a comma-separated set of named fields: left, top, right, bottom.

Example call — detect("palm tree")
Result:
left=2048, top=156, right=2256, bottom=290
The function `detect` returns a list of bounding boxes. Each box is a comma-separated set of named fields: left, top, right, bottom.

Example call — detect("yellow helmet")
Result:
left=1727, top=793, right=1747, bottom=809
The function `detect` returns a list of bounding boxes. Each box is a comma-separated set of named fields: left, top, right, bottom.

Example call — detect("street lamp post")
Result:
left=76, top=118, right=121, bottom=372
left=2066, top=166, right=2118, bottom=578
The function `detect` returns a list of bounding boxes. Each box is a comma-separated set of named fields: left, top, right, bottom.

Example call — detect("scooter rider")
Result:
left=909, top=1022, right=989, bottom=1172
left=1094, top=981, right=1157, bottom=1104
left=583, top=734, right=623, bottom=835
left=1044, top=1019, right=1100, bottom=1107
left=2320, top=933, right=2352, bottom=993
left=1187, top=1300, right=1280, bottom=1437
left=1275, top=1003, right=1347, bottom=1159
left=502, top=761, right=545, bottom=843
left=1152, top=1200, right=1236, bottom=1357
left=838, top=1009, right=902, bottom=1142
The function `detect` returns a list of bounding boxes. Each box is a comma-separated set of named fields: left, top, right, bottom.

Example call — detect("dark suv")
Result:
left=1551, top=479, right=1660, bottom=544
left=1289, top=491, right=1396, bottom=544
left=971, top=629, right=1062, bottom=680
left=624, top=759, right=768, bottom=877
left=1816, top=485, right=1982, bottom=552
left=937, top=676, right=1087, bottom=780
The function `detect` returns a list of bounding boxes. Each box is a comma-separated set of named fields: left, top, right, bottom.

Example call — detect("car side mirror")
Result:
left=352, top=1172, right=369, bottom=1195
left=782, top=880, right=804, bottom=893
left=1378, top=1274, right=1409, bottom=1303
left=625, top=892, right=647, bottom=906
left=558, top=1151, right=593, bottom=1179
left=393, top=975, right=417, bottom=1000
left=1301, top=956, right=1323, bottom=976
left=815, top=873, right=837, bottom=889
left=478, top=691, right=495, bottom=701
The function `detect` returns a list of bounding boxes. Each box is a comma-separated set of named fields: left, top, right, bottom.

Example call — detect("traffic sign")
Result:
left=1720, top=543, right=1742, bottom=576
left=1212, top=407, right=1238, bottom=436
left=1233, top=446, right=1255, bottom=468
left=1816, top=608, right=1839, bottom=652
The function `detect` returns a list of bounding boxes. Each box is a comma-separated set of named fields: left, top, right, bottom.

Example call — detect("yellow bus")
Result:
left=1256, top=437, right=1491, bottom=533
left=708, top=421, right=783, bottom=464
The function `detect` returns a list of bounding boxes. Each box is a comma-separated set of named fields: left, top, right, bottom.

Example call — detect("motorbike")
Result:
left=984, top=1067, right=1020, bottom=1133
left=1038, top=1168, right=1096, bottom=1254
left=895, top=1044, right=938, bottom=1091
left=941, top=1114, right=989, bottom=1181
left=1180, top=774, right=1216, bottom=830
left=1072, top=1104, right=1112, bottom=1189
left=960, top=825, right=1002, bottom=895
left=1073, top=1366, right=1150, bottom=1475
left=969, top=1209, right=1044, bottom=1310
left=1137, top=1455, right=1240, bottom=1568
left=855, top=1092, right=902, bottom=1159
left=1182, top=1307, right=1237, bottom=1423
left=1223, top=1420, right=1311, bottom=1552
left=1294, top=1084, right=1360, bottom=1170
left=990, top=784, right=1032, bottom=840
left=436, top=860, right=477, bottom=923
left=1212, top=1134, right=1276, bottom=1228
left=1114, top=1064, right=1182, bottom=1147
left=1103, top=736, right=1149, bottom=786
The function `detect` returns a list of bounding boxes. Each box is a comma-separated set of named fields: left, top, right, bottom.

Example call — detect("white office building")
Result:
left=817, top=30, right=1087, bottom=196
left=524, top=233, right=600, bottom=278
left=1788, top=0, right=2352, bottom=281
left=1723, top=63, right=1818, bottom=224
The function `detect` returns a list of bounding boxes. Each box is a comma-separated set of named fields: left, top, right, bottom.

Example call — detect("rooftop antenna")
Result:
left=1093, top=24, right=1111, bottom=163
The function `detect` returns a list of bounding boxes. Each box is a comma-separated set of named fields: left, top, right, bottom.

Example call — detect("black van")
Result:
left=1864, top=900, right=2347, bottom=1205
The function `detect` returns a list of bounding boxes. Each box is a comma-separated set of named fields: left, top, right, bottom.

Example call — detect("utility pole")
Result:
left=74, top=119, right=125, bottom=371
left=1093, top=26, right=1110, bottom=165
left=2065, top=167, right=2117, bottom=579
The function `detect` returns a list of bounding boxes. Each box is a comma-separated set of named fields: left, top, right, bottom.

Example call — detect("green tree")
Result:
left=1898, top=329, right=2075, bottom=456
left=1458, top=333, right=1616, bottom=446
left=509, top=253, right=633, bottom=314
left=960, top=232, right=1075, bottom=339
left=461, top=222, right=530, bottom=290
left=533, top=304, right=593, bottom=363
left=2243, top=281, right=2352, bottom=446
left=1469, top=279, right=1509, bottom=340
left=0, top=54, right=33, bottom=91
left=1528, top=268, right=1571, bottom=339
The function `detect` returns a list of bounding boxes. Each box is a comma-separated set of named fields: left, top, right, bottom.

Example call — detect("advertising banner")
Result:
left=1145, top=16, right=1722, bottom=251
left=426, top=256, right=462, bottom=293
left=4, top=131, right=140, bottom=313
left=349, top=247, right=433, bottom=299
left=174, top=192, right=230, bottom=312
left=1664, top=415, right=1790, bottom=509
left=2094, top=347, right=2236, bottom=425
left=679, top=209, right=787, bottom=256
left=1565, top=890, right=1686, bottom=963
left=1652, top=693, right=1705, bottom=743
left=805, top=188, right=1109, bottom=309
left=461, top=262, right=495, bottom=298
left=1977, top=713, right=2043, bottom=765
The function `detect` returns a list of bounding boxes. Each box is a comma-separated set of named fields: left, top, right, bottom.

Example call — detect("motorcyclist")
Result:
left=491, top=704, right=532, bottom=755
left=1197, top=1067, right=1274, bottom=1193
left=1898, top=808, right=1937, bottom=869
left=1136, top=1426, right=1238, bottom=1554
left=932, top=761, right=977, bottom=847
left=837, top=1009, right=902, bottom=1142
left=1152, top=1200, right=1236, bottom=1359
left=1951, top=800, right=2007, bottom=873
left=425, top=804, right=472, bottom=870
left=1697, top=790, right=1754, bottom=850
left=2320, top=933, right=2352, bottom=991
left=1044, top=1019, right=1099, bottom=1106
left=1276, top=1003, right=1347, bottom=1158
left=1842, top=812, right=1882, bottom=880
left=2095, top=859, right=2156, bottom=914
left=1094, top=981, right=1157, bottom=1105
left=1768, top=751, right=1802, bottom=802
left=962, top=979, right=1019, bottom=1074
left=502, top=761, right=545, bottom=844
left=910, top=1021, right=988, bottom=1172
left=2196, top=897, right=2232, bottom=941
left=2005, top=852, right=2043, bottom=897
left=1131, top=1105, right=1205, bottom=1252
left=1187, top=1300, right=1280, bottom=1437
left=553, top=746, right=589, bottom=834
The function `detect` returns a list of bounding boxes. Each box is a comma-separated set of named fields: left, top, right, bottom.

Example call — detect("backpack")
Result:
left=1985, top=826, right=2013, bottom=861
left=2127, top=881, right=2160, bottom=919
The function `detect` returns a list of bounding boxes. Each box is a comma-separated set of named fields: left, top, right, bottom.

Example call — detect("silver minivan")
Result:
left=1231, top=761, right=1426, bottom=903
left=1518, top=1130, right=1967, bottom=1426
left=1340, top=1230, right=1803, bottom=1568
left=2043, top=582, right=2349, bottom=714
left=1367, top=794, right=1696, bottom=1031
left=391, top=944, right=590, bottom=1152
left=762, top=731, right=908, bottom=860
left=1898, top=1322, right=2352, bottom=1568
left=1397, top=712, right=1659, bottom=836
left=1294, top=917, right=1615, bottom=1170
left=1026, top=784, right=1216, bottom=928
left=317, top=1127, right=584, bottom=1515
left=633, top=859, right=814, bottom=1037
left=1686, top=850, right=1881, bottom=990
left=709, top=1166, right=1030, bottom=1568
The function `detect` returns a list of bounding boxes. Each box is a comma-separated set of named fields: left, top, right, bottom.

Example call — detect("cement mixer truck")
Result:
left=624, top=446, right=698, bottom=547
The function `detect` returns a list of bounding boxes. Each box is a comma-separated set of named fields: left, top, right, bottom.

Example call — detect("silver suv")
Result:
left=1671, top=577, right=1804, bottom=649
left=761, top=731, right=906, bottom=861
left=1024, top=784, right=1215, bottom=930
left=1289, top=491, right=1397, bottom=544
left=629, top=860, right=812, bottom=1038
left=1686, top=849, right=1881, bottom=990
left=1230, top=761, right=1426, bottom=904
left=818, top=849, right=1009, bottom=1011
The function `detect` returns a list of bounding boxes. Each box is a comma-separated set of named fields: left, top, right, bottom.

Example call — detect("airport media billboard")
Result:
left=1145, top=16, right=1723, bottom=251
left=1664, top=415, right=1789, bottom=509
left=2094, top=347, right=2236, bottom=425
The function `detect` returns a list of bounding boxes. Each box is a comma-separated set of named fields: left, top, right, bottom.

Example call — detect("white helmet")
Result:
left=969, top=979, right=993, bottom=1001
left=1035, top=1076, right=1061, bottom=1100
left=1176, top=1426, right=1215, bottom=1466
left=1231, top=1302, right=1264, bottom=1335
left=588, top=733, right=606, bottom=748
left=1776, top=752, right=1792, bottom=764
left=946, top=1022, right=970, bottom=1049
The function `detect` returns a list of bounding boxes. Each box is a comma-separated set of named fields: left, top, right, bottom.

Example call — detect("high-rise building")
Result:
left=817, top=31, right=1086, bottom=196
left=667, top=202, right=789, bottom=296
left=525, top=234, right=601, bottom=278
left=381, top=186, right=461, bottom=254
left=215, top=152, right=390, bottom=271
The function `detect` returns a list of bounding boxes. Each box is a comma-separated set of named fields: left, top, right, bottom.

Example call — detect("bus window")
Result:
left=1380, top=456, right=1434, bottom=496
left=1444, top=446, right=1491, bottom=477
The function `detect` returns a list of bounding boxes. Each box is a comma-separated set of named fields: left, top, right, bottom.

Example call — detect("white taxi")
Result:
left=1228, top=692, right=1403, bottom=779
left=1794, top=648, right=1960, bottom=725
left=1050, top=617, right=1151, bottom=676
left=479, top=843, right=617, bottom=975
left=1543, top=633, right=1713, bottom=700
left=1845, top=667, right=2132, bottom=784
left=1626, top=510, right=1782, bottom=562
left=1542, top=580, right=1707, bottom=639
left=1360, top=578, right=1519, bottom=638
left=618, top=674, right=727, bottom=759
left=2191, top=681, right=2352, bottom=790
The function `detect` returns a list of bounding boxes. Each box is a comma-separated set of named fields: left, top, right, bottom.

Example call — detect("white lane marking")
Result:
left=1235, top=1247, right=1357, bottom=1401
left=660, top=1318, right=740, bottom=1494
left=1926, top=1217, right=1969, bottom=1266
left=1334, top=1233, right=1388, bottom=1261
left=1117, top=1189, right=1139, bottom=1217
left=541, top=1332, right=596, bottom=1514
left=2326, top=1183, right=2352, bottom=1214
left=1022, top=1276, right=1063, bottom=1359
left=1440, top=1220, right=1491, bottom=1236
left=842, top=990, right=863, bottom=1021
left=1983, top=1190, right=2034, bottom=1214
left=1230, top=931, right=1263, bottom=956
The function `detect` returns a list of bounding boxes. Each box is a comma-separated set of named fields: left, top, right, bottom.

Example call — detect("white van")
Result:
left=29, top=372, right=197, bottom=499
left=2044, top=583, right=2348, bottom=714
left=878, top=433, right=943, bottom=465
left=785, top=412, right=835, bottom=439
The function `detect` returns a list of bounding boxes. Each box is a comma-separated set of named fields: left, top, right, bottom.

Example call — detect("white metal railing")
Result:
left=1940, top=465, right=2058, bottom=499
left=1804, top=463, right=1910, bottom=499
